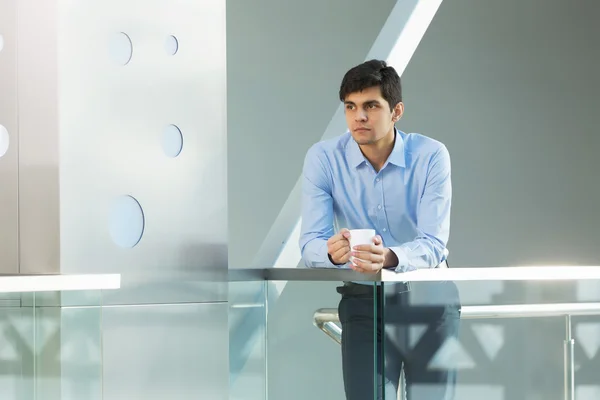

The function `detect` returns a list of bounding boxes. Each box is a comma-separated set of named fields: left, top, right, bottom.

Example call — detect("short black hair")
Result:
left=338, top=59, right=402, bottom=110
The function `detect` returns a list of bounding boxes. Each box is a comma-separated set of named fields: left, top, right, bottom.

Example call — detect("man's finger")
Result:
left=329, top=239, right=349, bottom=254
left=351, top=251, right=375, bottom=262
left=355, top=252, right=386, bottom=264
left=351, top=258, right=366, bottom=270
left=352, top=258, right=379, bottom=273
left=327, top=229, right=351, bottom=246
left=351, top=251, right=370, bottom=262
left=332, top=246, right=350, bottom=261
left=350, top=263, right=362, bottom=272
left=352, top=257, right=372, bottom=270
left=372, top=235, right=382, bottom=245
left=352, top=244, right=384, bottom=255
left=327, top=232, right=344, bottom=246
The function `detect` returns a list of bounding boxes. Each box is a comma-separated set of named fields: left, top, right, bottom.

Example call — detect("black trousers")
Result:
left=337, top=281, right=461, bottom=400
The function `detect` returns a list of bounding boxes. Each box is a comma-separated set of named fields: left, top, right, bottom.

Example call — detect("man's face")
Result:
left=343, top=86, right=403, bottom=145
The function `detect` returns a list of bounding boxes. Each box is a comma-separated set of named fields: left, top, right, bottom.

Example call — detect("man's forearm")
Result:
left=302, top=239, right=340, bottom=268
left=388, top=239, right=445, bottom=272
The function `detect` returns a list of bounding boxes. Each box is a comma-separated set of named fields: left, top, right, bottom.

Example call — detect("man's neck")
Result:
left=359, top=128, right=395, bottom=172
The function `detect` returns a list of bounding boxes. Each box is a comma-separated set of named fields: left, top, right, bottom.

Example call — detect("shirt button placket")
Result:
left=377, top=175, right=386, bottom=234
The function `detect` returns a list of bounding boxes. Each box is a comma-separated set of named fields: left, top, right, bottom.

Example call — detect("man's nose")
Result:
left=355, top=109, right=367, bottom=121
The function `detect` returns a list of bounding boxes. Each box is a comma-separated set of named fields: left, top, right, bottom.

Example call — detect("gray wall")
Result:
left=399, top=0, right=600, bottom=398
left=401, top=0, right=600, bottom=268
left=229, top=0, right=600, bottom=399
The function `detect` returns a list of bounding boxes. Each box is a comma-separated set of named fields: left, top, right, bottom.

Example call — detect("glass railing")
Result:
left=229, top=279, right=267, bottom=400
left=0, top=274, right=119, bottom=400
left=229, top=275, right=380, bottom=400
left=230, top=266, right=600, bottom=400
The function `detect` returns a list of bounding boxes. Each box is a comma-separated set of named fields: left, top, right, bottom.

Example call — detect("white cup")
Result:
left=349, top=229, right=376, bottom=263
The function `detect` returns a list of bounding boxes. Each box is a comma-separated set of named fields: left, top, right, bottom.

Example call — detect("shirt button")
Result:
left=377, top=205, right=382, bottom=210
left=383, top=228, right=387, bottom=232
left=376, top=178, right=380, bottom=182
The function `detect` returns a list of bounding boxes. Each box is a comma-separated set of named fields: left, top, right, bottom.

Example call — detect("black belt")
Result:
left=336, top=281, right=411, bottom=296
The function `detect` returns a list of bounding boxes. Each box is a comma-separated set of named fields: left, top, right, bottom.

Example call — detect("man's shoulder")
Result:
left=401, top=131, right=447, bottom=155
left=400, top=132, right=446, bottom=153
left=306, top=132, right=351, bottom=160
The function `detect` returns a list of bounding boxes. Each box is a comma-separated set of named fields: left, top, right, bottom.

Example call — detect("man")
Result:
left=299, top=60, right=460, bottom=399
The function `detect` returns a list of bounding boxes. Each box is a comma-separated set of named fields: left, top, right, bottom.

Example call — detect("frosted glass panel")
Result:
left=0, top=292, right=103, bottom=400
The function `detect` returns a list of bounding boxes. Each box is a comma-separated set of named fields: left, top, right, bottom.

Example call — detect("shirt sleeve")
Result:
left=389, top=145, right=452, bottom=272
left=298, top=146, right=344, bottom=268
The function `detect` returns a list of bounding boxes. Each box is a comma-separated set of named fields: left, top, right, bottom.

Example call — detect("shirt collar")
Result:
left=346, top=128, right=406, bottom=169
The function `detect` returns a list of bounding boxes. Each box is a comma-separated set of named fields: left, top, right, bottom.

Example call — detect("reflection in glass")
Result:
left=0, top=292, right=103, bottom=399
left=378, top=281, right=461, bottom=399
left=290, top=276, right=600, bottom=399
left=265, top=280, right=379, bottom=399
left=229, top=281, right=267, bottom=400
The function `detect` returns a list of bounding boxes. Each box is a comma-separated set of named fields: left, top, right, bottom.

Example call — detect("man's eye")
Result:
left=346, top=105, right=355, bottom=110
left=367, top=104, right=377, bottom=109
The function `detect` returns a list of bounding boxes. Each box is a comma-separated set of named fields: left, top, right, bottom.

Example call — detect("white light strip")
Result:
left=273, top=218, right=302, bottom=269
left=0, top=274, right=121, bottom=293
left=230, top=303, right=265, bottom=309
left=384, top=0, right=443, bottom=74
left=271, top=219, right=303, bottom=296
left=463, top=302, right=600, bottom=319
left=382, top=266, right=600, bottom=282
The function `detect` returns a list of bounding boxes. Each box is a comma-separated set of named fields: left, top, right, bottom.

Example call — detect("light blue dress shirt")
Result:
left=299, top=129, right=451, bottom=273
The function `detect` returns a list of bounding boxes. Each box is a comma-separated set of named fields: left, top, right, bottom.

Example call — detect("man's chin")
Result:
left=353, top=137, right=374, bottom=146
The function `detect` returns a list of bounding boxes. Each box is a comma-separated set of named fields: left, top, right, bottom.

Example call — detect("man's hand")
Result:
left=350, top=235, right=398, bottom=274
left=327, top=228, right=351, bottom=265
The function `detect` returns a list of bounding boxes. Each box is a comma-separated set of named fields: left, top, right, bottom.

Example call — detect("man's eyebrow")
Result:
left=344, top=100, right=382, bottom=105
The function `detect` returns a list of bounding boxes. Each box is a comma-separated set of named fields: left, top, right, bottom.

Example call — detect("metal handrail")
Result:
left=313, top=309, right=342, bottom=344
left=313, top=302, right=600, bottom=400
left=314, top=302, right=600, bottom=341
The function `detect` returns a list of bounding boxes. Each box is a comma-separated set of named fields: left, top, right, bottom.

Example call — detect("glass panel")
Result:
left=34, top=291, right=104, bottom=400
left=0, top=290, right=104, bottom=400
left=234, top=272, right=600, bottom=399
left=229, top=280, right=267, bottom=400
left=266, top=280, right=379, bottom=400
left=380, top=281, right=461, bottom=400
left=0, top=294, right=35, bottom=399
left=379, top=278, right=600, bottom=400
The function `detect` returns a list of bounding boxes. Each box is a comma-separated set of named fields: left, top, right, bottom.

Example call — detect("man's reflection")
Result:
left=299, top=60, right=461, bottom=399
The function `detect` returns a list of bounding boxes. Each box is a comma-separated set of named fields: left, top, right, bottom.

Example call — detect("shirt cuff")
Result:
left=389, top=246, right=411, bottom=273
left=320, top=242, right=347, bottom=268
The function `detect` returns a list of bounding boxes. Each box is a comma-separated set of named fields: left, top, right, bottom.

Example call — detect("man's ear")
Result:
left=392, top=102, right=404, bottom=122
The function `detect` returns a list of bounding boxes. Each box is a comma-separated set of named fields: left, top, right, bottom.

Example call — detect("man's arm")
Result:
left=298, top=146, right=342, bottom=268
left=389, top=145, right=452, bottom=272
